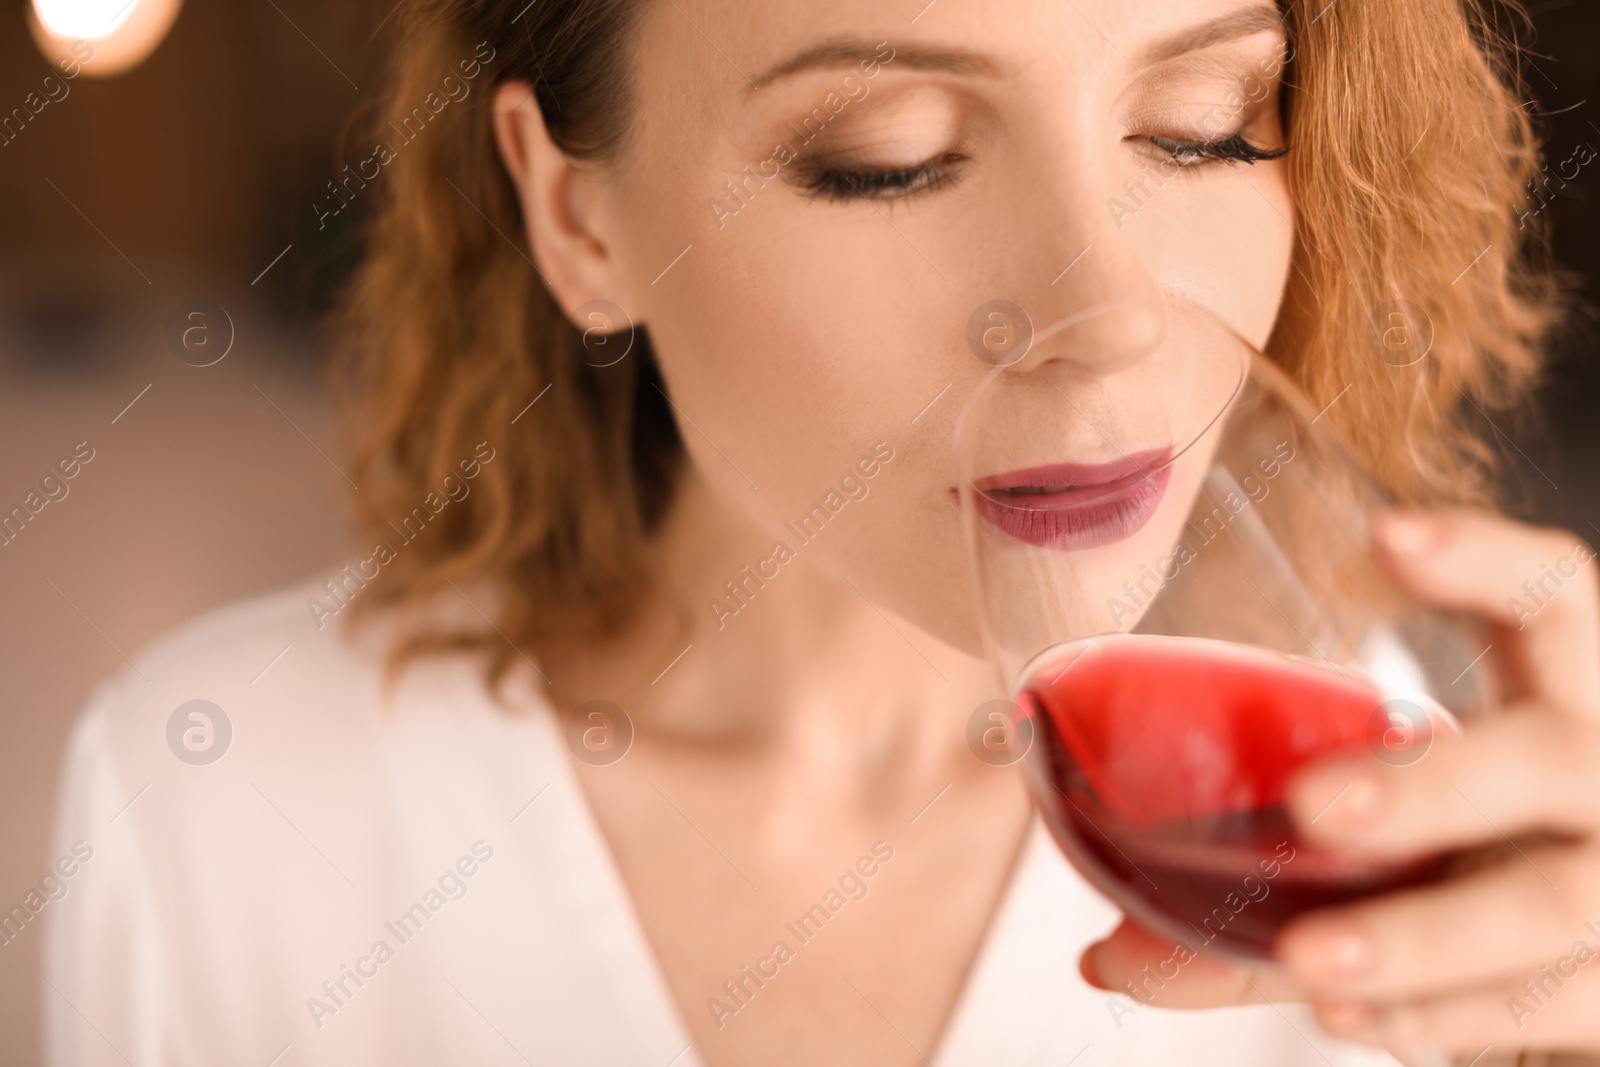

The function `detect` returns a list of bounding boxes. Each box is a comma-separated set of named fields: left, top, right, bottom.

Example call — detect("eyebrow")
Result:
left=747, top=40, right=1000, bottom=92
left=1139, top=6, right=1287, bottom=66
left=746, top=6, right=1286, bottom=93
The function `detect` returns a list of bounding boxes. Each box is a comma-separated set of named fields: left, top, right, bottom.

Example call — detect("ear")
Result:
left=492, top=81, right=630, bottom=319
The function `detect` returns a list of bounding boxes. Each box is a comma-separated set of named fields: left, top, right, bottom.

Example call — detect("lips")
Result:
left=969, top=448, right=1173, bottom=550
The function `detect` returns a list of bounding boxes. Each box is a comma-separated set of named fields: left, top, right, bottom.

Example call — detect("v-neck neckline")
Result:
left=534, top=704, right=1072, bottom=1067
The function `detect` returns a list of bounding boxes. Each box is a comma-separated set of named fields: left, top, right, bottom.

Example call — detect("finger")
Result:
left=1288, top=705, right=1600, bottom=852
left=1276, top=843, right=1600, bottom=1000
left=1313, top=961, right=1600, bottom=1056
left=1083, top=917, right=1301, bottom=1009
left=1372, top=509, right=1600, bottom=718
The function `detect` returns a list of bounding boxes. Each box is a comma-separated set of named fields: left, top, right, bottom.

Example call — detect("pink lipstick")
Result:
left=969, top=448, right=1173, bottom=549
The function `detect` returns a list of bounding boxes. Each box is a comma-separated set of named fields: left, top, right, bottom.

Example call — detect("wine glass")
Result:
left=955, top=296, right=1490, bottom=968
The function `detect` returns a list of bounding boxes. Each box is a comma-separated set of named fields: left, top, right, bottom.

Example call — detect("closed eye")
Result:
left=793, top=131, right=1279, bottom=205
left=797, top=152, right=966, bottom=203
left=1144, top=132, right=1287, bottom=168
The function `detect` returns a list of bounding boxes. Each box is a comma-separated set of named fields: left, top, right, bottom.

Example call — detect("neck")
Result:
left=539, top=468, right=998, bottom=767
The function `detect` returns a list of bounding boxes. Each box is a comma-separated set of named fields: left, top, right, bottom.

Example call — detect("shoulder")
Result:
left=50, top=576, right=567, bottom=916
left=42, top=582, right=592, bottom=1062
left=69, top=575, right=524, bottom=751
left=88, top=577, right=378, bottom=709
left=53, top=581, right=371, bottom=845
left=56, top=576, right=559, bottom=842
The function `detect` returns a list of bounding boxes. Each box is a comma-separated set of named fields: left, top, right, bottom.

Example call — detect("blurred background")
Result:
left=0, top=0, right=1596, bottom=1062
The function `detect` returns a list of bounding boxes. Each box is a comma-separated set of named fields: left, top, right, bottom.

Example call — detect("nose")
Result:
left=1028, top=292, right=1167, bottom=372
left=966, top=166, right=1167, bottom=377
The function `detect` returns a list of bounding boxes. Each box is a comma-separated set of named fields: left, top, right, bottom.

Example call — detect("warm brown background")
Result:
left=1, top=0, right=1597, bottom=1063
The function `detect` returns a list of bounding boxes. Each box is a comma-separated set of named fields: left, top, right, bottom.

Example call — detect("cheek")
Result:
left=640, top=215, right=941, bottom=505
left=1133, top=161, right=1296, bottom=350
left=630, top=209, right=985, bottom=652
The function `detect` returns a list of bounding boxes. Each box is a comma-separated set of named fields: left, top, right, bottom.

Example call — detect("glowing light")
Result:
left=32, top=0, right=138, bottom=41
left=28, top=0, right=182, bottom=78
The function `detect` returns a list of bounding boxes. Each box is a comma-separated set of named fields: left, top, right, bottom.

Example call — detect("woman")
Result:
left=42, top=0, right=1600, bottom=1064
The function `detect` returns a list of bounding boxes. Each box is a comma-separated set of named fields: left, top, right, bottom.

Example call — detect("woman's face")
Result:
left=546, top=0, right=1295, bottom=655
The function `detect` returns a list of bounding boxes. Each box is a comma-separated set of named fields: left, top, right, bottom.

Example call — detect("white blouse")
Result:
left=42, top=582, right=1399, bottom=1066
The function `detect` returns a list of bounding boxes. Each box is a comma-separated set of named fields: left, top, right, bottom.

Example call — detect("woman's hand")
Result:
left=1080, top=509, right=1600, bottom=1060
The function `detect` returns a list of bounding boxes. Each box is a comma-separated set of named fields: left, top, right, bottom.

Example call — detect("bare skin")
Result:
left=540, top=475, right=1031, bottom=1065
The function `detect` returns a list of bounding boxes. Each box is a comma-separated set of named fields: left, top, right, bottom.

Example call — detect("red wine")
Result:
left=1017, top=635, right=1459, bottom=958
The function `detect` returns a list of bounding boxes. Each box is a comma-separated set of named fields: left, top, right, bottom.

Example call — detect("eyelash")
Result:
left=797, top=134, right=1287, bottom=204
left=798, top=153, right=964, bottom=203
left=1145, top=133, right=1288, bottom=167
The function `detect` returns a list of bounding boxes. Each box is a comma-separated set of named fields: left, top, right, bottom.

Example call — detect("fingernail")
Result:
left=1286, top=920, right=1376, bottom=984
left=1306, top=772, right=1388, bottom=834
left=1316, top=999, right=1375, bottom=1034
left=1336, top=775, right=1388, bottom=828
left=1376, top=512, right=1447, bottom=555
left=1079, top=944, right=1108, bottom=989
